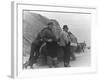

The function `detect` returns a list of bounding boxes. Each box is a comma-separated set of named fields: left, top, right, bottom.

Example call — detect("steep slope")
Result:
left=23, top=11, right=50, bottom=56
left=23, top=11, right=62, bottom=56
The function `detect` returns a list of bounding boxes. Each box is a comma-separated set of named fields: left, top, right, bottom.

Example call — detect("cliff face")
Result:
left=23, top=11, right=62, bottom=56
left=23, top=11, right=50, bottom=43
left=23, top=11, right=50, bottom=56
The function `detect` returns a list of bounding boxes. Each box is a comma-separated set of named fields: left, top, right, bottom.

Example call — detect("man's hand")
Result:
left=40, top=38, right=43, bottom=41
left=47, top=39, right=53, bottom=42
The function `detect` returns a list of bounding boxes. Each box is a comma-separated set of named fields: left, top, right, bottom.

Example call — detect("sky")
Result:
left=30, top=11, right=91, bottom=46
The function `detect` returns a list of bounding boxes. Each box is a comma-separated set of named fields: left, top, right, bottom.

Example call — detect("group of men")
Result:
left=25, top=21, right=76, bottom=68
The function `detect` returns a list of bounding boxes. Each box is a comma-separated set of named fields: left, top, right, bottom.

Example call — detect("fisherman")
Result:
left=58, top=25, right=71, bottom=67
left=40, top=22, right=59, bottom=68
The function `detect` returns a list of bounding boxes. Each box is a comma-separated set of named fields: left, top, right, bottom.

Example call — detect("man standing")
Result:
left=58, top=25, right=71, bottom=67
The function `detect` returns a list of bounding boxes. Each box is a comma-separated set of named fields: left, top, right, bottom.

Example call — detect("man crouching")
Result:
left=41, top=22, right=59, bottom=68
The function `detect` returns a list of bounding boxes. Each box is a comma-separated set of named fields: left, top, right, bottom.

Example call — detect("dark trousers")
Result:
left=62, top=45, right=71, bottom=65
left=29, top=47, right=39, bottom=67
left=47, top=56, right=58, bottom=67
left=28, top=43, right=42, bottom=67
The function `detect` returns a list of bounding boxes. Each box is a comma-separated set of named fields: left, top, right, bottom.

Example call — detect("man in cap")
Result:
left=58, top=25, right=71, bottom=67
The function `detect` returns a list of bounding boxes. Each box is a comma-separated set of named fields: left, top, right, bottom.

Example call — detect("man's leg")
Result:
left=47, top=56, right=53, bottom=68
left=28, top=45, right=36, bottom=68
left=40, top=44, right=48, bottom=65
left=53, top=57, right=58, bottom=67
left=63, top=46, right=71, bottom=67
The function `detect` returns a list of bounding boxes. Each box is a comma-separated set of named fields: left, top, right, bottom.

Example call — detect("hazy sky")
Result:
left=30, top=11, right=91, bottom=46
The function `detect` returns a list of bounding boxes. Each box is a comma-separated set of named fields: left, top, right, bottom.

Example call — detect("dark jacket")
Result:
left=40, top=27, right=58, bottom=58
left=46, top=41, right=59, bottom=58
